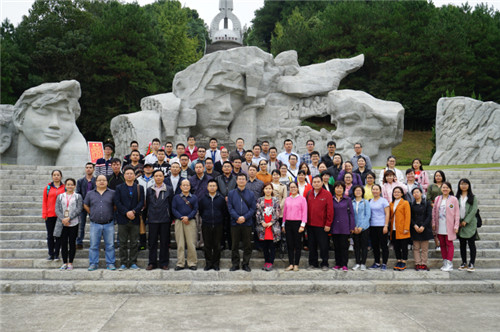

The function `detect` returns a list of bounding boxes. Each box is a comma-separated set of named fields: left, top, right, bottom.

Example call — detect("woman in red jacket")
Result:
left=42, top=170, right=65, bottom=261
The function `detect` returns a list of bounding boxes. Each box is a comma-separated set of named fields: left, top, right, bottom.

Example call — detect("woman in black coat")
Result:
left=410, top=187, right=433, bottom=271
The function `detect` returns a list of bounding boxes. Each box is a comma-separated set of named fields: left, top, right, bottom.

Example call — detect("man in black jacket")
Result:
left=199, top=179, right=227, bottom=271
left=144, top=170, right=174, bottom=270
left=114, top=166, right=144, bottom=270
left=76, top=162, right=96, bottom=249
left=216, top=161, right=237, bottom=249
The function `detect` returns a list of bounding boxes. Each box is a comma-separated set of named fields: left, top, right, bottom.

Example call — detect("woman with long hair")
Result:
left=432, top=182, right=460, bottom=272
left=389, top=186, right=411, bottom=271
left=378, top=155, right=404, bottom=185
left=427, top=170, right=447, bottom=250
left=456, top=178, right=479, bottom=272
left=297, top=170, right=313, bottom=197
left=382, top=170, right=406, bottom=203
left=282, top=182, right=307, bottom=271
left=54, top=178, right=83, bottom=270
left=299, top=162, right=313, bottom=184
left=42, top=170, right=65, bottom=261
left=364, top=171, right=376, bottom=200
left=411, top=158, right=429, bottom=193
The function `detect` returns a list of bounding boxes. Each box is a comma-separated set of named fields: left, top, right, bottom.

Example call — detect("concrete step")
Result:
left=1, top=278, right=498, bottom=295
left=0, top=196, right=39, bottom=203
left=0, top=202, right=42, bottom=209
left=0, top=208, right=41, bottom=216
left=2, top=257, right=500, bottom=269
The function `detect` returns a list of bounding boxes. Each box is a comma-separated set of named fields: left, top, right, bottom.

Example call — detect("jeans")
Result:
left=89, top=221, right=115, bottom=266
left=45, top=217, right=61, bottom=258
left=60, top=225, right=78, bottom=263
left=76, top=210, right=88, bottom=245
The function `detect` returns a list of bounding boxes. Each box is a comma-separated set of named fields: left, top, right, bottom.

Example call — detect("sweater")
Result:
left=282, top=195, right=308, bottom=227
left=306, top=188, right=333, bottom=228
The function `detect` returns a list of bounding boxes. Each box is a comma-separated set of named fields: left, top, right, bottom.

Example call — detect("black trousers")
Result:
left=307, top=226, right=329, bottom=267
left=203, top=223, right=223, bottom=267
left=285, top=220, right=302, bottom=265
left=459, top=235, right=476, bottom=265
left=333, top=234, right=350, bottom=267
left=148, top=222, right=170, bottom=268
left=221, top=210, right=232, bottom=249
left=231, top=225, right=252, bottom=267
left=45, top=217, right=61, bottom=258
left=353, top=229, right=370, bottom=265
left=370, top=226, right=389, bottom=264
left=393, top=232, right=409, bottom=260
left=60, top=225, right=78, bottom=264
left=262, top=240, right=275, bottom=264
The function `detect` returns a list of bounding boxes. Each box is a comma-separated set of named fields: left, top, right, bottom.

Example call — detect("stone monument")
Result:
left=111, top=47, right=404, bottom=166
left=206, top=0, right=243, bottom=54
left=0, top=80, right=89, bottom=166
left=430, top=97, right=500, bottom=165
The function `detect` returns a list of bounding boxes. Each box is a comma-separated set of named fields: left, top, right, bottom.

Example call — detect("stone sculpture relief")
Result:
left=430, top=97, right=500, bottom=165
left=111, top=47, right=404, bottom=165
left=0, top=80, right=88, bottom=166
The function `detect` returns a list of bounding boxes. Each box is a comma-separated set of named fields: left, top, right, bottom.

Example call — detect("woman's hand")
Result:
left=383, top=225, right=388, bottom=234
left=298, top=226, right=304, bottom=233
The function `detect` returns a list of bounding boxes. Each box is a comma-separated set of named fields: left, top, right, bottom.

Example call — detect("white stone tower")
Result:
left=209, top=0, right=243, bottom=45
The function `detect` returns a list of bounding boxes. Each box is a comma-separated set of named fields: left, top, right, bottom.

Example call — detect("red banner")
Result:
left=88, top=142, right=104, bottom=164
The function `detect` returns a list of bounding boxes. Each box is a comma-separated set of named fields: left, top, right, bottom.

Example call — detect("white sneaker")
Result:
left=360, top=264, right=367, bottom=271
left=440, top=260, right=448, bottom=271
left=435, top=246, right=441, bottom=251
left=352, top=264, right=360, bottom=271
left=349, top=245, right=354, bottom=252
left=442, top=260, right=453, bottom=272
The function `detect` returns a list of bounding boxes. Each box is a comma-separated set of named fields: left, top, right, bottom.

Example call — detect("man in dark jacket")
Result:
left=76, top=162, right=96, bottom=249
left=190, top=162, right=212, bottom=248
left=114, top=166, right=145, bottom=270
left=199, top=179, right=227, bottom=271
left=144, top=170, right=173, bottom=270
left=107, top=158, right=125, bottom=190
left=227, top=173, right=256, bottom=272
left=216, top=161, right=237, bottom=249
left=164, top=162, right=184, bottom=195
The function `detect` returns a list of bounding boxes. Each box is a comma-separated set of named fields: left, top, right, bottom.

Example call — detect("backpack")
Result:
left=476, top=209, right=482, bottom=228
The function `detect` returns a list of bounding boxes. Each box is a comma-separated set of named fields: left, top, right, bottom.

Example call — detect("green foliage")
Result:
left=249, top=0, right=500, bottom=130
left=1, top=0, right=206, bottom=141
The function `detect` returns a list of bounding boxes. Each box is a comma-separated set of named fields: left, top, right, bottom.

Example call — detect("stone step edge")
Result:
left=1, top=279, right=498, bottom=295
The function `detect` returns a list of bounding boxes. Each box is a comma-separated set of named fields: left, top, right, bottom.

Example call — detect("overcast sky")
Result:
left=2, top=0, right=499, bottom=28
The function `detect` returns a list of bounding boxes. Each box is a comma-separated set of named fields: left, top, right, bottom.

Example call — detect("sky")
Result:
left=2, top=0, right=500, bottom=28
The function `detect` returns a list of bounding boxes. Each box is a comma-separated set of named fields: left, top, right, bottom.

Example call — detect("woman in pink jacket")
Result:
left=432, top=182, right=460, bottom=271
left=282, top=182, right=308, bottom=272
left=411, top=158, right=430, bottom=193
left=382, top=170, right=406, bottom=203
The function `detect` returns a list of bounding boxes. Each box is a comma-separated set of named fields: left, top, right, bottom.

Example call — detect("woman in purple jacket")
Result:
left=331, top=181, right=355, bottom=271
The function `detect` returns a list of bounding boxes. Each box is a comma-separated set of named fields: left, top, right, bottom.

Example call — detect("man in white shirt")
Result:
left=144, top=138, right=161, bottom=165
left=251, top=144, right=265, bottom=166
left=207, top=138, right=221, bottom=163
left=287, top=154, right=299, bottom=181
left=277, top=139, right=300, bottom=167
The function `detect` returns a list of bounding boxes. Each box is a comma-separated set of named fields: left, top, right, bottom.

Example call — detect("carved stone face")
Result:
left=21, top=100, right=74, bottom=151
left=195, top=92, right=244, bottom=138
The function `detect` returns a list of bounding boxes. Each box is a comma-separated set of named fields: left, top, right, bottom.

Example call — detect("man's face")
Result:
left=170, top=163, right=180, bottom=175
left=144, top=165, right=153, bottom=176
left=130, top=143, right=138, bottom=151
left=269, top=149, right=277, bottom=159
left=111, top=162, right=121, bottom=173
left=333, top=155, right=341, bottom=165
left=157, top=151, right=165, bottom=162
left=354, top=144, right=362, bottom=155
left=222, top=163, right=232, bottom=175
left=180, top=180, right=191, bottom=193
left=233, top=159, right=241, bottom=169
left=261, top=142, right=269, bottom=152
left=124, top=169, right=135, bottom=182
left=328, top=144, right=336, bottom=154
left=253, top=146, right=261, bottom=157
left=306, top=141, right=315, bottom=152
left=289, top=156, right=297, bottom=167
left=96, top=175, right=108, bottom=189
left=205, top=159, right=214, bottom=170
left=195, top=163, right=204, bottom=175
left=312, top=178, right=323, bottom=190
left=21, top=100, right=74, bottom=151
left=176, top=146, right=185, bottom=155
left=198, top=149, right=206, bottom=159
left=406, top=171, right=415, bottom=182
left=209, top=140, right=217, bottom=150
left=103, top=147, right=113, bottom=157
left=248, top=167, right=257, bottom=178
left=236, top=176, right=247, bottom=187
left=180, top=157, right=189, bottom=167
left=236, top=139, right=244, bottom=149
left=188, top=137, right=195, bottom=146
left=284, top=141, right=293, bottom=152
left=207, top=182, right=217, bottom=194
left=130, top=152, right=140, bottom=162
left=311, top=154, right=319, bottom=163
left=165, top=144, right=173, bottom=153
left=245, top=152, right=253, bottom=162
left=85, top=164, right=94, bottom=175
left=221, top=148, right=229, bottom=159
left=154, top=171, right=164, bottom=185
left=151, top=141, right=160, bottom=151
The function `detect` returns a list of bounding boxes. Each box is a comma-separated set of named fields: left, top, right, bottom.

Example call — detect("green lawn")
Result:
left=391, top=130, right=433, bottom=165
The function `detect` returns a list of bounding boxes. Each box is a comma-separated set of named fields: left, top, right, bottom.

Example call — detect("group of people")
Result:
left=41, top=136, right=480, bottom=273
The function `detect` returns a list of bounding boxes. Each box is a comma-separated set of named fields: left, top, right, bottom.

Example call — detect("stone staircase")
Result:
left=1, top=165, right=499, bottom=294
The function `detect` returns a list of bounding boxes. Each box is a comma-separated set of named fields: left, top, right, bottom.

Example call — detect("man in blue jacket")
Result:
left=199, top=179, right=227, bottom=271
left=114, top=166, right=144, bottom=270
left=227, top=173, right=256, bottom=272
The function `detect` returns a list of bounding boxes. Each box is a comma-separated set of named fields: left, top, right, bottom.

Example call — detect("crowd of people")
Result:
left=41, top=137, right=480, bottom=273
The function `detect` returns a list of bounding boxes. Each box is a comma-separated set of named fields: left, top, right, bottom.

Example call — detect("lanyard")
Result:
left=66, top=193, right=74, bottom=209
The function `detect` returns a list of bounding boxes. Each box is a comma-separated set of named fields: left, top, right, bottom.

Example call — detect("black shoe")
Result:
left=189, top=266, right=197, bottom=271
left=204, top=266, right=211, bottom=271
left=174, top=266, right=184, bottom=271
left=46, top=256, right=54, bottom=261
left=229, top=265, right=240, bottom=271
left=213, top=265, right=220, bottom=271
left=242, top=265, right=251, bottom=272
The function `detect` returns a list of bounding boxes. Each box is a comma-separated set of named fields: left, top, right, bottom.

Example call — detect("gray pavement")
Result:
left=1, top=293, right=499, bottom=331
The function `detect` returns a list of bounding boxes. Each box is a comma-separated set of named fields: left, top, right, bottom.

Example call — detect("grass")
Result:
left=391, top=130, right=433, bottom=165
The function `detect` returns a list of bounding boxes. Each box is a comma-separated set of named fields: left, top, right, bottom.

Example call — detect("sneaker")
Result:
left=130, top=264, right=140, bottom=270
left=267, top=264, right=273, bottom=271
left=348, top=245, right=354, bottom=252
left=262, top=263, right=269, bottom=271
left=435, top=246, right=441, bottom=251
left=88, top=264, right=98, bottom=271
left=400, top=262, right=407, bottom=270
left=369, top=263, right=381, bottom=270
left=342, top=266, right=348, bottom=272
left=331, top=265, right=340, bottom=271
left=360, top=264, right=367, bottom=271
left=107, top=264, right=116, bottom=271
left=67, top=264, right=73, bottom=271
left=352, top=264, right=361, bottom=271
left=442, top=260, right=453, bottom=272
left=458, top=263, right=468, bottom=271
left=59, top=264, right=67, bottom=270
left=440, top=260, right=448, bottom=271
left=119, top=264, right=127, bottom=271
left=46, top=256, right=54, bottom=261
left=421, top=264, right=430, bottom=271
left=321, top=266, right=329, bottom=271
left=54, top=256, right=60, bottom=262
left=467, top=264, right=475, bottom=272
left=393, top=262, right=401, bottom=271
left=306, top=265, right=317, bottom=271
left=380, top=264, right=387, bottom=271
left=415, top=264, right=421, bottom=271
